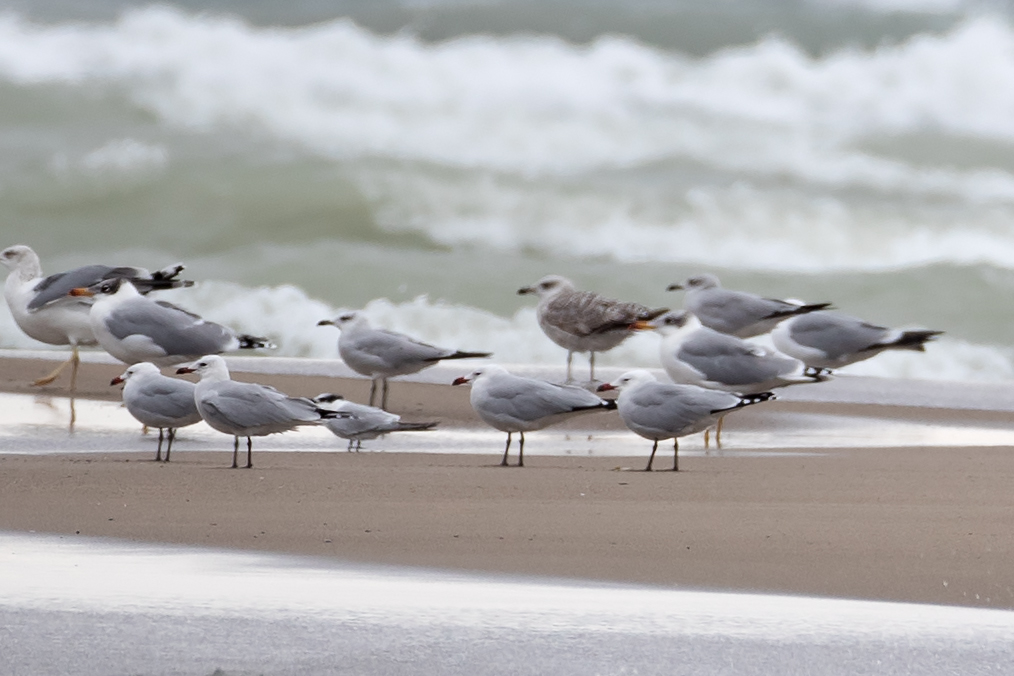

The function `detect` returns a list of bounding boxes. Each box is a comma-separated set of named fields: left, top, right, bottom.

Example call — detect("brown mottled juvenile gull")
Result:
left=518, top=274, right=667, bottom=383
left=667, top=273, right=831, bottom=338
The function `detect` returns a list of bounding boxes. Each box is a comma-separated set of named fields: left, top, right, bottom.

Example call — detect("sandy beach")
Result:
left=2, top=351, right=1014, bottom=610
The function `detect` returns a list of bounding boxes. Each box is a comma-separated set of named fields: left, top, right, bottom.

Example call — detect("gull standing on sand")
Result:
left=771, top=311, right=944, bottom=371
left=598, top=370, right=774, bottom=471
left=452, top=364, right=616, bottom=467
left=317, top=310, right=491, bottom=410
left=1, top=244, right=191, bottom=395
left=71, top=278, right=272, bottom=366
left=518, top=274, right=667, bottom=383
left=110, top=362, right=203, bottom=462
left=177, top=355, right=338, bottom=468
left=667, top=273, right=831, bottom=338
left=312, top=393, right=438, bottom=451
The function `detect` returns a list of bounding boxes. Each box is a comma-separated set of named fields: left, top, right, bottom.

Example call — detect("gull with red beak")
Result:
left=452, top=364, right=616, bottom=467
left=598, top=370, right=774, bottom=472
left=110, top=362, right=202, bottom=461
left=177, top=355, right=340, bottom=469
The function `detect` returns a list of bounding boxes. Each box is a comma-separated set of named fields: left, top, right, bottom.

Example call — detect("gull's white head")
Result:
left=641, top=310, right=699, bottom=335
left=452, top=364, right=507, bottom=386
left=0, top=245, right=42, bottom=279
left=110, top=361, right=161, bottom=386
left=517, top=274, right=575, bottom=299
left=176, top=354, right=231, bottom=380
left=596, top=369, right=657, bottom=393
left=667, top=273, right=721, bottom=293
left=317, top=310, right=368, bottom=331
left=68, top=277, right=139, bottom=300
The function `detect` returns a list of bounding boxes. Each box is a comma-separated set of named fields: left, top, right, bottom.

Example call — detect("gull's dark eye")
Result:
left=340, top=313, right=355, bottom=321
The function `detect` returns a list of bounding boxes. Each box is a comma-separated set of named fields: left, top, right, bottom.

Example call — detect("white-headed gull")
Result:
left=312, top=393, right=438, bottom=452
left=71, top=278, right=272, bottom=366
left=598, top=370, right=774, bottom=471
left=110, top=362, right=203, bottom=461
left=1, top=244, right=191, bottom=394
left=176, top=355, right=338, bottom=468
left=452, top=364, right=616, bottom=467
left=771, top=311, right=943, bottom=371
left=318, top=310, right=491, bottom=410
left=667, top=273, right=831, bottom=338
left=518, top=274, right=667, bottom=383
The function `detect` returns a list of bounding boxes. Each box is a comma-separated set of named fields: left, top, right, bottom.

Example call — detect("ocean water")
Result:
left=3, top=0, right=1014, bottom=381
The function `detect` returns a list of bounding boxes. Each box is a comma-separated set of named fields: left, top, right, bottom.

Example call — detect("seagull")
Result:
left=70, top=278, right=272, bottom=366
left=317, top=310, right=491, bottom=410
left=312, top=393, right=438, bottom=452
left=639, top=311, right=826, bottom=394
left=452, top=364, right=616, bottom=467
left=598, top=370, right=774, bottom=471
left=518, top=274, right=667, bottom=383
left=636, top=310, right=826, bottom=448
left=771, top=311, right=944, bottom=371
left=1, top=244, right=192, bottom=396
left=176, top=355, right=339, bottom=468
left=110, top=362, right=203, bottom=462
left=667, top=273, right=831, bottom=338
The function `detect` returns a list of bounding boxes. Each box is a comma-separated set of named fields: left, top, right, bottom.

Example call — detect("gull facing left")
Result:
left=177, top=355, right=339, bottom=468
left=111, top=362, right=203, bottom=462
left=452, top=364, right=616, bottom=467
left=598, top=370, right=774, bottom=472
left=71, top=278, right=272, bottom=366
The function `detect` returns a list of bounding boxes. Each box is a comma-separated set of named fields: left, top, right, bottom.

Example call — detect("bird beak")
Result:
left=517, top=286, right=534, bottom=295
left=69, top=287, right=94, bottom=297
left=317, top=319, right=334, bottom=326
left=628, top=320, right=656, bottom=331
left=451, top=376, right=470, bottom=386
left=110, top=376, right=124, bottom=386
left=665, top=283, right=683, bottom=292
left=596, top=383, right=616, bottom=392
left=176, top=366, right=196, bottom=374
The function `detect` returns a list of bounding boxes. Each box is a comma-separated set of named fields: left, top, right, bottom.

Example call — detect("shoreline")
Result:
left=2, top=351, right=1014, bottom=610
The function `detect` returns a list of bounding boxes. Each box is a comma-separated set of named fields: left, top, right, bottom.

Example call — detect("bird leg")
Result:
left=715, top=417, right=725, bottom=449
left=32, top=345, right=78, bottom=386
left=589, top=352, right=596, bottom=383
left=381, top=379, right=390, bottom=411
left=155, top=428, right=165, bottom=462
left=165, top=428, right=176, bottom=462
left=645, top=439, right=658, bottom=471
left=518, top=432, right=525, bottom=468
left=369, top=379, right=378, bottom=407
left=232, top=437, right=239, bottom=469
left=355, top=439, right=363, bottom=452
left=565, top=351, right=574, bottom=383
left=346, top=439, right=355, bottom=452
left=246, top=437, right=253, bottom=469
left=671, top=438, right=679, bottom=472
left=501, top=432, right=512, bottom=466
left=703, top=428, right=711, bottom=451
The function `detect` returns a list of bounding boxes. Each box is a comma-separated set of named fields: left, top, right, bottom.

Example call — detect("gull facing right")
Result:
left=598, top=370, right=774, bottom=472
left=452, top=364, right=616, bottom=467
left=312, top=393, right=438, bottom=452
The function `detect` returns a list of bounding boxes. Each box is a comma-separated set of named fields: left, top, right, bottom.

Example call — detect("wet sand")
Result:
left=2, top=351, right=1014, bottom=609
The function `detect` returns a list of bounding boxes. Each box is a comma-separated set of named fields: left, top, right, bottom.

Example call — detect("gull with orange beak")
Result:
left=70, top=278, right=272, bottom=366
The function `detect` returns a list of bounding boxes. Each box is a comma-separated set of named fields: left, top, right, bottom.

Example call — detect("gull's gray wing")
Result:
left=126, top=377, right=201, bottom=427
left=484, top=374, right=606, bottom=423
left=678, top=330, right=799, bottom=387
left=29, top=265, right=140, bottom=310
left=201, top=381, right=321, bottom=431
left=686, top=289, right=793, bottom=335
left=787, top=313, right=889, bottom=360
left=105, top=298, right=235, bottom=357
left=341, top=328, right=450, bottom=371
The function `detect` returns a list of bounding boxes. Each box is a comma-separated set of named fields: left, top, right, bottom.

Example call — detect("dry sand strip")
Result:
left=2, top=352, right=1014, bottom=610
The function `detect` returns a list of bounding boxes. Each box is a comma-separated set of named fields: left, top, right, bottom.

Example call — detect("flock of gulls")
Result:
left=2, top=244, right=944, bottom=471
